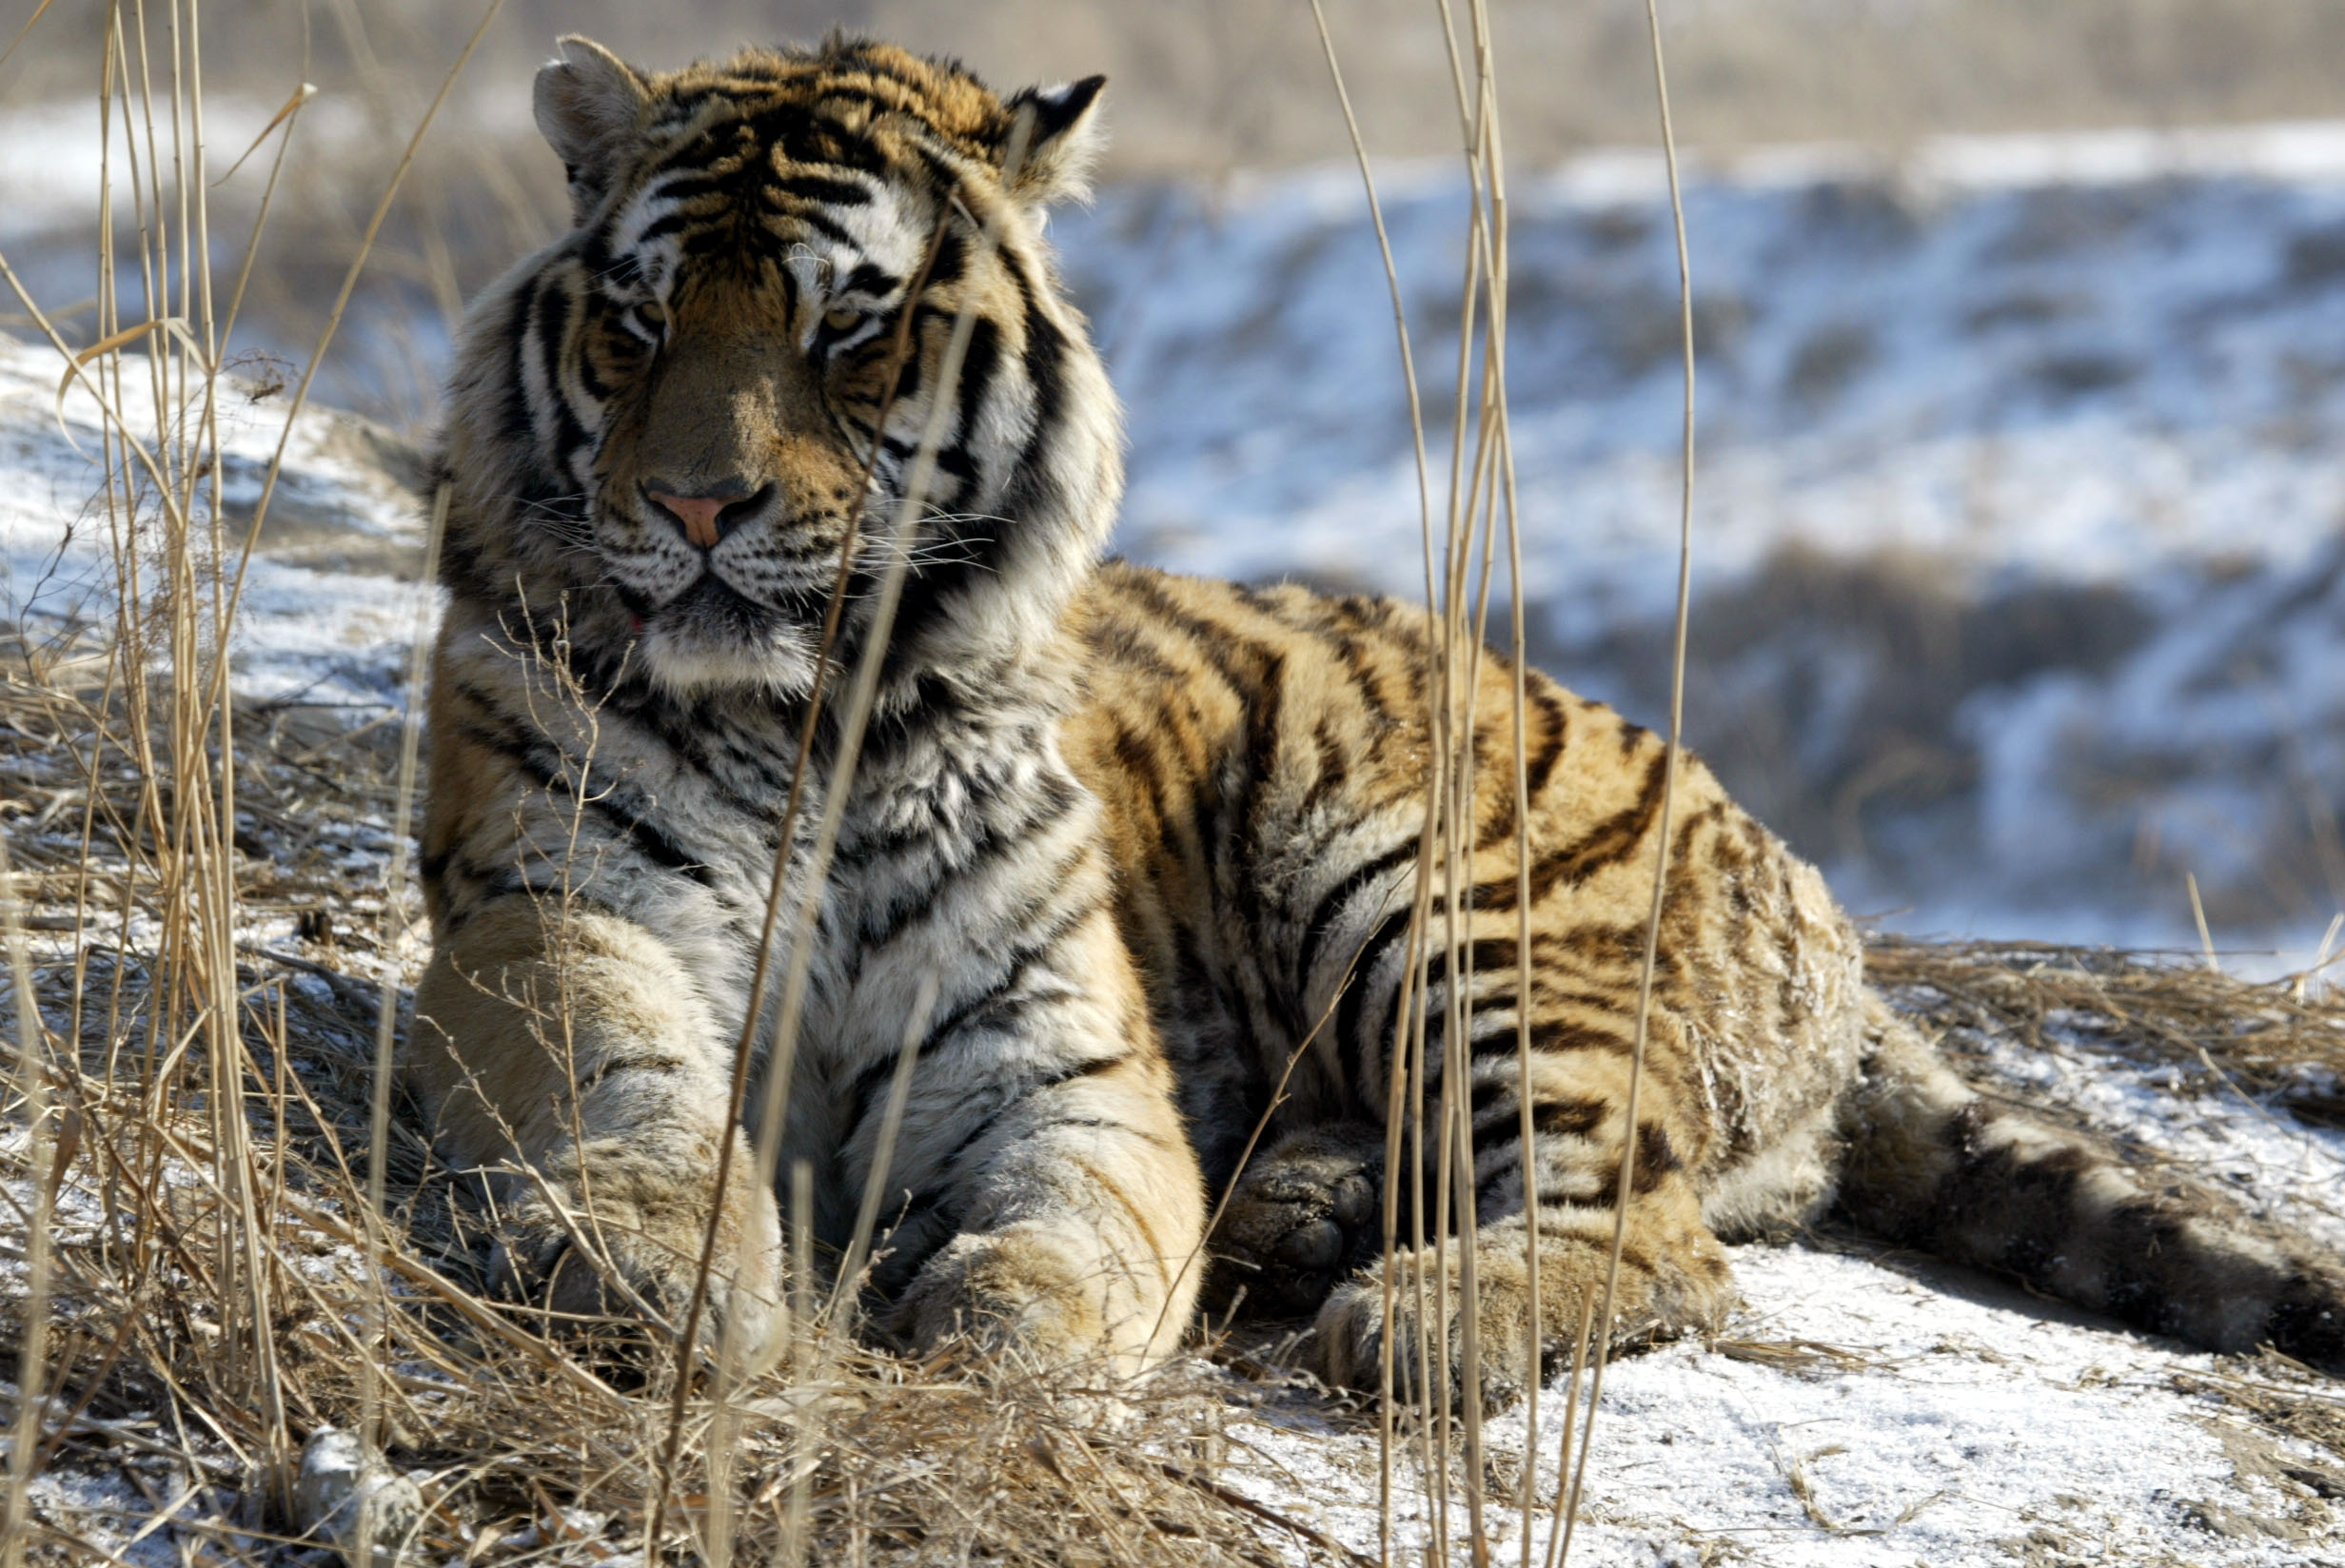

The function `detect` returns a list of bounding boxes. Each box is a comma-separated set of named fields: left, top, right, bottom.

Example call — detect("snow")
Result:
left=0, top=91, right=534, bottom=240
left=0, top=336, right=431, bottom=710
left=1173, top=963, right=2345, bottom=1563
left=14, top=113, right=2345, bottom=946
left=1204, top=1013, right=2345, bottom=1565
left=1228, top=1244, right=2335, bottom=1566
left=1048, top=123, right=2345, bottom=954
left=0, top=1444, right=198, bottom=1568
left=1196, top=959, right=2345, bottom=1565
left=1963, top=1017, right=2345, bottom=1257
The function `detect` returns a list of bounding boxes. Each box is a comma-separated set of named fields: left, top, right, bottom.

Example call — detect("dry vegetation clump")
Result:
left=2173, top=1354, right=2345, bottom=1479
left=1865, top=936, right=2345, bottom=1130
left=0, top=0, right=1411, bottom=1550
left=0, top=0, right=1395, bottom=1550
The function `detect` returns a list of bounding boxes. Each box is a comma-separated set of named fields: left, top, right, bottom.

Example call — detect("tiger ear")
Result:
left=535, top=35, right=652, bottom=222
left=999, top=75, right=1107, bottom=207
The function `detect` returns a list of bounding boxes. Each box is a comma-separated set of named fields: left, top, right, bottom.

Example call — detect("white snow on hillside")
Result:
left=0, top=91, right=536, bottom=240
left=1050, top=124, right=2345, bottom=956
left=11, top=114, right=2345, bottom=947
left=1071, top=127, right=2345, bottom=599
left=0, top=339, right=429, bottom=708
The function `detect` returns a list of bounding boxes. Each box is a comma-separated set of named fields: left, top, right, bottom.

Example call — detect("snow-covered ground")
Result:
left=0, top=339, right=429, bottom=710
left=1053, top=123, right=2345, bottom=958
left=3, top=343, right=2340, bottom=1568
left=7, top=121, right=2345, bottom=1566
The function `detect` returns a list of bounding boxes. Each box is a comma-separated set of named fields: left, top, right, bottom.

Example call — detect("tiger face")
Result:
left=482, top=36, right=1121, bottom=697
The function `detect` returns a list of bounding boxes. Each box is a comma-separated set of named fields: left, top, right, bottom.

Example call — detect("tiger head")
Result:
left=439, top=36, right=1122, bottom=700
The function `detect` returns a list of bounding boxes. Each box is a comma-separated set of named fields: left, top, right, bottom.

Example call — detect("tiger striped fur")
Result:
left=408, top=34, right=2345, bottom=1401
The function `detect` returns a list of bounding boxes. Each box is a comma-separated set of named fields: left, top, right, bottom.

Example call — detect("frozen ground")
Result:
left=6, top=124, right=2345, bottom=1565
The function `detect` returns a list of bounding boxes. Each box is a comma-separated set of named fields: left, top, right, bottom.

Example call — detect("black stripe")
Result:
left=919, top=897, right=1099, bottom=1049
left=1295, top=839, right=1417, bottom=1004
left=1523, top=680, right=1571, bottom=798
left=934, top=1051, right=1129, bottom=1179
left=1227, top=648, right=1294, bottom=1033
left=496, top=277, right=540, bottom=454
left=1101, top=570, right=1271, bottom=702
left=1335, top=904, right=1418, bottom=1100
left=846, top=777, right=1084, bottom=956
left=766, top=172, right=871, bottom=207
left=530, top=281, right=590, bottom=463
left=448, top=694, right=714, bottom=887
left=842, top=1050, right=906, bottom=1147
left=1475, top=748, right=1671, bottom=912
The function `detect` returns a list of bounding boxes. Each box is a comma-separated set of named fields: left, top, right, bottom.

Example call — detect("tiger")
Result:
left=407, top=32, right=2345, bottom=1403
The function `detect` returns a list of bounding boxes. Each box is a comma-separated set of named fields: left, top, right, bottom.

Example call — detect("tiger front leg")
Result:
left=407, top=903, right=787, bottom=1369
left=878, top=920, right=1206, bottom=1381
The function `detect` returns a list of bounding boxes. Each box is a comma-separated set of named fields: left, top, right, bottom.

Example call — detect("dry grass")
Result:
left=0, top=0, right=1586, bottom=1559
left=0, top=5, right=1450, bottom=1562
left=10, top=1, right=1684, bottom=1564
left=1707, top=1337, right=1889, bottom=1380
left=0, top=678, right=2295, bottom=1564
left=2174, top=1354, right=2345, bottom=1478
left=1865, top=936, right=2345, bottom=1127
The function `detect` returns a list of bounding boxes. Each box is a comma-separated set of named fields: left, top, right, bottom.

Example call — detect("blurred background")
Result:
left=8, top=0, right=2345, bottom=956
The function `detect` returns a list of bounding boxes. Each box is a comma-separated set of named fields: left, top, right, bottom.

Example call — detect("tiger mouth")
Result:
left=644, top=574, right=787, bottom=644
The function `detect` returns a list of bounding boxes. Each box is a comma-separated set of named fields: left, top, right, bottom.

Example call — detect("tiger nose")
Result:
left=642, top=481, right=771, bottom=550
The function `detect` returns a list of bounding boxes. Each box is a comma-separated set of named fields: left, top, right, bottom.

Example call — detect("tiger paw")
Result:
left=887, top=1225, right=1146, bottom=1386
left=1207, top=1124, right=1389, bottom=1320
left=1313, top=1227, right=1735, bottom=1410
left=1314, top=1245, right=1526, bottom=1409
left=487, top=1131, right=785, bottom=1372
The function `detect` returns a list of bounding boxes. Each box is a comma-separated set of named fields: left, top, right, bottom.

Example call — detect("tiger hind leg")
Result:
left=1206, top=1110, right=1736, bottom=1407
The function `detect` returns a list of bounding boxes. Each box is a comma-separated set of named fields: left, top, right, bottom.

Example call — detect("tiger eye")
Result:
left=823, top=304, right=863, bottom=333
left=634, top=300, right=667, bottom=333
